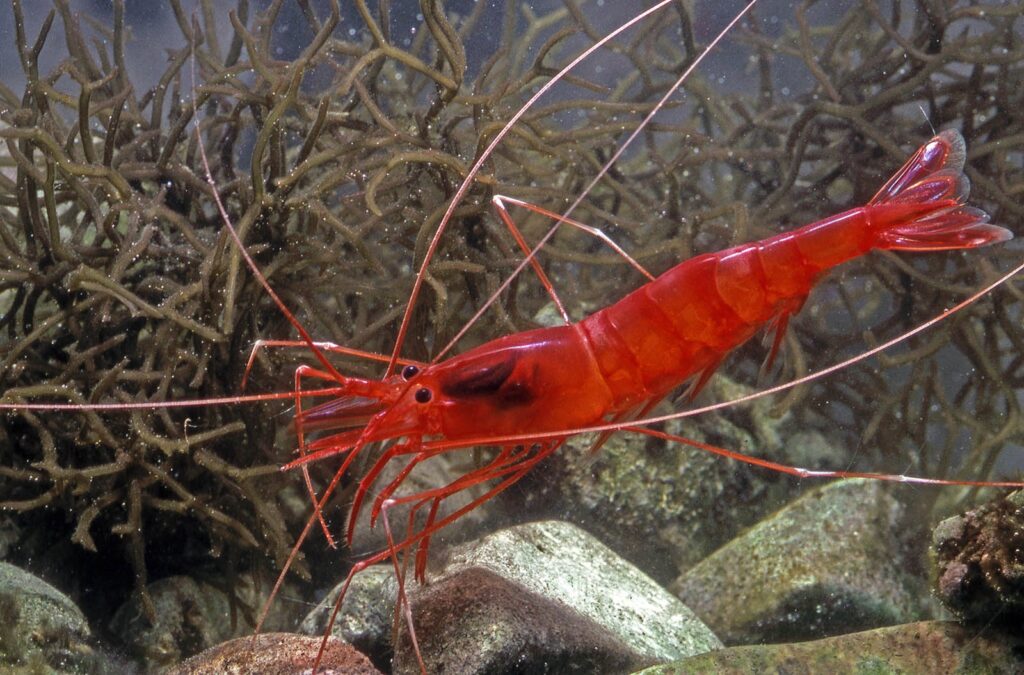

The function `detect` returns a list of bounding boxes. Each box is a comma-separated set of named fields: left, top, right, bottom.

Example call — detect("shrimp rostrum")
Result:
left=286, top=129, right=1013, bottom=583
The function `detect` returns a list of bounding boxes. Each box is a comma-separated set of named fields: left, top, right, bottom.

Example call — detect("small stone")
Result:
left=672, top=479, right=925, bottom=644
left=110, top=573, right=300, bottom=671
left=165, top=633, right=380, bottom=674
left=932, top=488, right=1024, bottom=621
left=393, top=520, right=721, bottom=673
left=0, top=561, right=116, bottom=673
left=300, top=564, right=397, bottom=669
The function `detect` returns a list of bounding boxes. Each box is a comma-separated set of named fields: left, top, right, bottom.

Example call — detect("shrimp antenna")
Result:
left=185, top=8, right=361, bottom=633
left=433, top=0, right=761, bottom=363
left=188, top=9, right=345, bottom=387
left=919, top=105, right=937, bottom=135
left=386, top=0, right=700, bottom=374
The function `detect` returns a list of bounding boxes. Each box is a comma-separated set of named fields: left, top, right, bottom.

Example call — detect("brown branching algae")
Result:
left=0, top=0, right=1022, bottom=668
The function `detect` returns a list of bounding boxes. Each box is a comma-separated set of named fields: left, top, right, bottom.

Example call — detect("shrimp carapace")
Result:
left=292, top=130, right=1011, bottom=553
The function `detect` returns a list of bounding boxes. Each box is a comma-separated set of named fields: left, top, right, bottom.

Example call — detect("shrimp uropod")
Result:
left=1, top=1, right=1022, bottom=673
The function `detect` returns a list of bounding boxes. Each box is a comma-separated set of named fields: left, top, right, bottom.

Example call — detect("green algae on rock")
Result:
left=671, top=479, right=927, bottom=644
left=0, top=561, right=118, bottom=674
left=634, top=621, right=1024, bottom=675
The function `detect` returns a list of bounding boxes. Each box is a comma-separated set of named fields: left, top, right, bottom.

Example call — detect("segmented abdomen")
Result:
left=578, top=207, right=874, bottom=410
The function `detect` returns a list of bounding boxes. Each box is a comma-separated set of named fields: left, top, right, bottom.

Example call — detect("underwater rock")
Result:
left=509, top=375, right=844, bottom=583
left=933, top=488, right=1024, bottom=621
left=109, top=573, right=299, bottom=671
left=671, top=479, right=925, bottom=644
left=633, top=620, right=1024, bottom=674
left=392, top=519, right=720, bottom=674
left=300, top=563, right=397, bottom=670
left=164, top=632, right=380, bottom=674
left=0, top=562, right=116, bottom=673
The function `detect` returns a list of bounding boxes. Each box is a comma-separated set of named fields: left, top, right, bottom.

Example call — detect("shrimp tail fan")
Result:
left=868, top=130, right=1013, bottom=252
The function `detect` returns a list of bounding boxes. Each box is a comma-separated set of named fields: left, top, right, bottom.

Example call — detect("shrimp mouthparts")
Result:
left=298, top=395, right=386, bottom=432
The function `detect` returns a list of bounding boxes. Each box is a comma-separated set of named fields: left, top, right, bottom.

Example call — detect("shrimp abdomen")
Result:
left=581, top=130, right=1012, bottom=410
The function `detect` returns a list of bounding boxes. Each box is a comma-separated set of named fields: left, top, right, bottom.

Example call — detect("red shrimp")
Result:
left=225, top=5, right=1024, bottom=670
left=287, top=128, right=1012, bottom=560
left=272, top=129, right=1022, bottom=673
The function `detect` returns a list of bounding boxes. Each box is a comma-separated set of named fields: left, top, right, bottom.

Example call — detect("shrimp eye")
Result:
left=402, top=365, right=420, bottom=380
left=414, top=387, right=432, bottom=404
